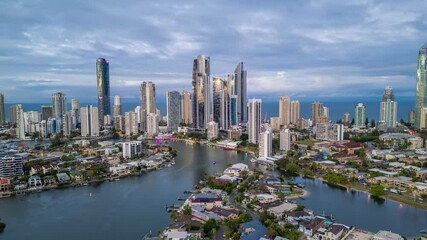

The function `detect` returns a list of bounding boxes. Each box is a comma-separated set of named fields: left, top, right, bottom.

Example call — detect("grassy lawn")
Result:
left=295, top=139, right=317, bottom=146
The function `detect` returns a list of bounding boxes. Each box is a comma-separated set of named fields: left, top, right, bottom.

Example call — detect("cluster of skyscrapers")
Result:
left=2, top=42, right=427, bottom=141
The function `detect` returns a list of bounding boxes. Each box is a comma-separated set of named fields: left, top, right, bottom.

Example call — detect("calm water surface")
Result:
left=294, top=177, right=427, bottom=237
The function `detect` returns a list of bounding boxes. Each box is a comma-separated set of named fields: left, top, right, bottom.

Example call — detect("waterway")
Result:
left=294, top=177, right=427, bottom=237
left=0, top=141, right=249, bottom=240
left=0, top=141, right=426, bottom=239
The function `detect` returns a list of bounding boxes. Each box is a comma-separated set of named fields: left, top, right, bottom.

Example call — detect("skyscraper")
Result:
left=247, top=99, right=262, bottom=144
left=311, top=101, right=323, bottom=126
left=342, top=112, right=351, bottom=125
left=380, top=87, right=397, bottom=128
left=125, top=111, right=138, bottom=136
left=63, top=111, right=73, bottom=136
left=415, top=43, right=427, bottom=129
left=16, top=104, right=25, bottom=139
left=207, top=121, right=219, bottom=141
left=96, top=58, right=110, bottom=125
left=52, top=92, right=66, bottom=119
left=80, top=105, right=99, bottom=137
left=41, top=105, right=53, bottom=122
left=71, top=99, right=80, bottom=126
left=259, top=129, right=272, bottom=158
left=113, top=96, right=122, bottom=118
left=279, top=96, right=290, bottom=127
left=180, top=90, right=192, bottom=125
left=146, top=113, right=158, bottom=136
left=290, top=100, right=300, bottom=125
left=229, top=95, right=238, bottom=127
left=0, top=93, right=4, bottom=125
left=167, top=91, right=181, bottom=132
left=235, top=62, right=247, bottom=123
left=280, top=128, right=290, bottom=151
left=212, top=77, right=229, bottom=130
left=140, top=81, right=156, bottom=131
left=9, top=105, right=20, bottom=124
left=192, top=54, right=210, bottom=129
left=354, top=103, right=366, bottom=128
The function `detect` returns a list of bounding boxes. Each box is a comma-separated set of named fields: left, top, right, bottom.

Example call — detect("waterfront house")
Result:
left=267, top=202, right=298, bottom=218
left=298, top=216, right=325, bottom=236
left=285, top=210, right=314, bottom=226
left=164, top=231, right=189, bottom=240
left=56, top=173, right=71, bottom=184
left=168, top=222, right=187, bottom=232
left=323, top=224, right=348, bottom=240
left=43, top=175, right=57, bottom=186
left=414, top=182, right=427, bottom=195
left=187, top=193, right=222, bottom=210
left=0, top=177, right=10, bottom=192
left=223, top=163, right=249, bottom=177
left=28, top=175, right=42, bottom=187
left=69, top=170, right=83, bottom=182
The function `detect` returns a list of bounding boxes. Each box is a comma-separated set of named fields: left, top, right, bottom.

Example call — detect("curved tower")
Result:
left=415, top=43, right=427, bottom=128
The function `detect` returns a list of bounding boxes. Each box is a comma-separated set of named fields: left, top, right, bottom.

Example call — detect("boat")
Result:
left=114, top=178, right=120, bottom=181
left=223, top=147, right=235, bottom=151
left=420, top=229, right=427, bottom=234
left=297, top=183, right=305, bottom=188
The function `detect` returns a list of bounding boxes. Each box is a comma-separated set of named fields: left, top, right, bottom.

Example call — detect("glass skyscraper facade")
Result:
left=192, top=55, right=210, bottom=129
left=230, top=95, right=238, bottom=126
left=415, top=43, right=427, bottom=128
left=52, top=92, right=66, bottom=119
left=96, top=58, right=110, bottom=125
left=166, top=91, right=180, bottom=132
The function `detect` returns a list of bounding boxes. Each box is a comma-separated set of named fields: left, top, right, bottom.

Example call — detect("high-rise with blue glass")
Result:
left=415, top=43, right=427, bottom=129
left=96, top=58, right=110, bottom=126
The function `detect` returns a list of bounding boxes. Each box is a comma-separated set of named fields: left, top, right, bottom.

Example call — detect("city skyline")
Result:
left=1, top=1, right=427, bottom=103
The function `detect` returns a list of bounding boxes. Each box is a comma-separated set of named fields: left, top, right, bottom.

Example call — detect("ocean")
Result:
left=4, top=100, right=414, bottom=123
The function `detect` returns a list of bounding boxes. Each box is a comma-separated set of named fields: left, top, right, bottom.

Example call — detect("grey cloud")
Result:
left=0, top=0, right=426, bottom=103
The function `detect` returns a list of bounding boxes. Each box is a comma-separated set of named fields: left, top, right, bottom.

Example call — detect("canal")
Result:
left=0, top=141, right=426, bottom=239
left=294, top=177, right=427, bottom=237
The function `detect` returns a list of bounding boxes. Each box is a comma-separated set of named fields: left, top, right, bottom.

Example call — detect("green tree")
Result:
left=183, top=205, right=192, bottom=215
left=370, top=185, right=385, bottom=197
left=285, top=162, right=299, bottom=175
left=240, top=133, right=248, bottom=141
left=202, top=219, right=218, bottom=236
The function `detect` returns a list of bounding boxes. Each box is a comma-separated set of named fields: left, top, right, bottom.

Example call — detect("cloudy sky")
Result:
left=1, top=0, right=427, bottom=103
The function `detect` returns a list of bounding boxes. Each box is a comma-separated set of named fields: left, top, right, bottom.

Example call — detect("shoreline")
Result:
left=306, top=175, right=427, bottom=211
left=0, top=159, right=173, bottom=199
